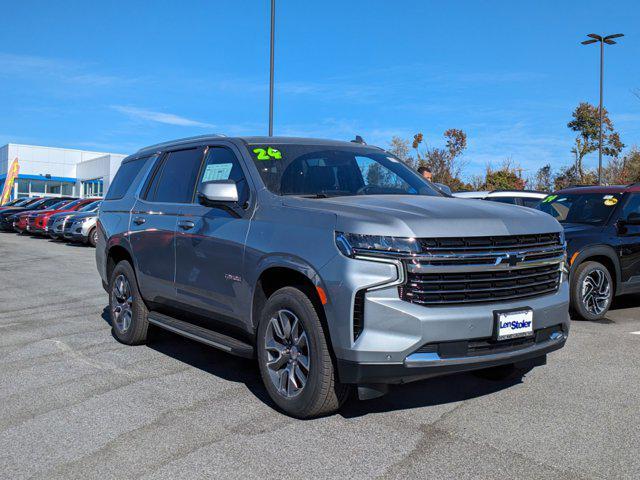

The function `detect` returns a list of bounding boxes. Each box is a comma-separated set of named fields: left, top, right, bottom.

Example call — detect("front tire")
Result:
left=571, top=261, right=613, bottom=321
left=108, top=260, right=149, bottom=345
left=88, top=227, right=98, bottom=247
left=257, top=286, right=349, bottom=418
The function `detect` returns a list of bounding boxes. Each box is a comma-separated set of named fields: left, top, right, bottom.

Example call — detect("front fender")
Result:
left=569, top=244, right=621, bottom=293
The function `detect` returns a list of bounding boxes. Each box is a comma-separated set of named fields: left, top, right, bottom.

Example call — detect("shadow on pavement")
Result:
left=100, top=307, right=520, bottom=418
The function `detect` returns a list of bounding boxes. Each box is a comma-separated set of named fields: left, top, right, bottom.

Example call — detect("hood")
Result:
left=0, top=206, right=30, bottom=217
left=282, top=195, right=561, bottom=237
left=69, top=212, right=97, bottom=221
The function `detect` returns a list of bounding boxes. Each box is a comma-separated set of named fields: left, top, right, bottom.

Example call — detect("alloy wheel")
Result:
left=264, top=309, right=310, bottom=398
left=112, top=274, right=133, bottom=332
left=581, top=269, right=611, bottom=316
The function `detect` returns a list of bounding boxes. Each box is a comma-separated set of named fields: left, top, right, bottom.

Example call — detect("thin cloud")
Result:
left=112, top=105, right=216, bottom=129
left=0, top=52, right=131, bottom=87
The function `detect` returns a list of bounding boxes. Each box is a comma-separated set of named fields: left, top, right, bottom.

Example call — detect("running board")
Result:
left=148, top=311, right=254, bottom=358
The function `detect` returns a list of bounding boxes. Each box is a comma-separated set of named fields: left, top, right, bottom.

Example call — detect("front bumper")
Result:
left=319, top=253, right=570, bottom=385
left=338, top=327, right=566, bottom=384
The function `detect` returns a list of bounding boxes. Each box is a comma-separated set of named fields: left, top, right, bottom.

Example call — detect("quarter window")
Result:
left=105, top=157, right=149, bottom=200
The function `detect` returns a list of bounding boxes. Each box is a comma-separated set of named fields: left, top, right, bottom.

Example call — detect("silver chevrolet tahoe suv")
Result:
left=97, top=135, right=569, bottom=418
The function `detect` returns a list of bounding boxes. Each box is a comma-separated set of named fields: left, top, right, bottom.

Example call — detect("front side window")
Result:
left=146, top=149, right=204, bottom=203
left=537, top=193, right=622, bottom=225
left=197, top=147, right=249, bottom=205
left=246, top=144, right=441, bottom=197
left=621, top=193, right=640, bottom=221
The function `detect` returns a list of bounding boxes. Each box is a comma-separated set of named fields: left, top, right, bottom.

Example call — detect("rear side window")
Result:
left=105, top=157, right=148, bottom=200
left=146, top=148, right=204, bottom=203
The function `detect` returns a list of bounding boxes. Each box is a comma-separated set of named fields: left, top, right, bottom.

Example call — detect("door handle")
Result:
left=178, top=220, right=195, bottom=230
left=133, top=217, right=146, bottom=225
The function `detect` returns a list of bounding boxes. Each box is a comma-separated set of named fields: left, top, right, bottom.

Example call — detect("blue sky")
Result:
left=1, top=0, right=638, bottom=180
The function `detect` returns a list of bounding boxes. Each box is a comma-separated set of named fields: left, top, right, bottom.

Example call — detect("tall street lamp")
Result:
left=268, top=0, right=275, bottom=136
left=581, top=33, right=624, bottom=185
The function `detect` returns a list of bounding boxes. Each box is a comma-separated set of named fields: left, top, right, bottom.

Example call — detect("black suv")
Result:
left=537, top=184, right=640, bottom=320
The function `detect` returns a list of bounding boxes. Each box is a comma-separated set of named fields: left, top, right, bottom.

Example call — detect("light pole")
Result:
left=268, top=0, right=275, bottom=136
left=581, top=33, right=624, bottom=185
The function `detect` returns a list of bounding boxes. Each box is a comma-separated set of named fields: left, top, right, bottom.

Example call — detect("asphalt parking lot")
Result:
left=1, top=233, right=639, bottom=480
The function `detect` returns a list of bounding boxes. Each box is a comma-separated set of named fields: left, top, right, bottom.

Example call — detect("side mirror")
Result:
left=197, top=180, right=239, bottom=205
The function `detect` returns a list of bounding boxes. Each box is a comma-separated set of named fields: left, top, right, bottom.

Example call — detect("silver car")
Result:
left=49, top=200, right=101, bottom=241
left=63, top=211, right=99, bottom=246
left=97, top=136, right=569, bottom=418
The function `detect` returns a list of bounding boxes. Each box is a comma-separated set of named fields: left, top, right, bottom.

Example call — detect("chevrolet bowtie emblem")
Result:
left=503, top=253, right=524, bottom=267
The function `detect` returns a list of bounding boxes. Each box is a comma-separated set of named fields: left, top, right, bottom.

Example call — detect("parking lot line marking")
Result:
left=631, top=331, right=640, bottom=335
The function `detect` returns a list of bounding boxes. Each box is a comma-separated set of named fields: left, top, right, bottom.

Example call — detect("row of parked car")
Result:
left=0, top=196, right=102, bottom=246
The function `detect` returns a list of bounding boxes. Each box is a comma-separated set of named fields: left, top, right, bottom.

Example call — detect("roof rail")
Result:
left=137, top=134, right=226, bottom=153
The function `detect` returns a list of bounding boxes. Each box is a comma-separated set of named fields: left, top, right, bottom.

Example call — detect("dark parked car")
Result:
left=537, top=184, right=640, bottom=320
left=0, top=197, right=42, bottom=214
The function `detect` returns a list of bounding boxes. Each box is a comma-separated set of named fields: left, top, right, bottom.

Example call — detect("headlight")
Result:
left=335, top=232, right=420, bottom=257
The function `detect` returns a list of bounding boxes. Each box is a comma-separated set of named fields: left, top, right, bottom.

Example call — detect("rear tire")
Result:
left=570, top=261, right=613, bottom=321
left=108, top=260, right=149, bottom=345
left=257, top=286, right=349, bottom=418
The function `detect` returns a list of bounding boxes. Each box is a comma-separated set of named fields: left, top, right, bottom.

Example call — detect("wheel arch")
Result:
left=570, top=245, right=621, bottom=294
left=106, top=243, right=136, bottom=284
left=251, top=256, right=329, bottom=330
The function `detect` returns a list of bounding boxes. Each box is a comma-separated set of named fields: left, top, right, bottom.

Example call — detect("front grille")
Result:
left=400, top=264, right=561, bottom=305
left=399, top=233, right=564, bottom=306
left=418, top=233, right=561, bottom=253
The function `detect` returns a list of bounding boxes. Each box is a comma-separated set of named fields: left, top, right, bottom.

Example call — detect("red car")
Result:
left=13, top=198, right=75, bottom=234
left=28, top=198, right=100, bottom=235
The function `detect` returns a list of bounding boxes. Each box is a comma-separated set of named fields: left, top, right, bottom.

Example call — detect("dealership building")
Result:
left=0, top=143, right=127, bottom=200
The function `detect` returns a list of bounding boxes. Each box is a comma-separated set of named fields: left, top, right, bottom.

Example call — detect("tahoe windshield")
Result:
left=537, top=193, right=621, bottom=225
left=247, top=144, right=441, bottom=197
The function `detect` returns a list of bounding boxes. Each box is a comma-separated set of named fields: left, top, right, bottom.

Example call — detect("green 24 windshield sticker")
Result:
left=252, top=147, right=282, bottom=160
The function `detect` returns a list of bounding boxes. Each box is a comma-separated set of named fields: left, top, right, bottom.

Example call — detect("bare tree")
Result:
left=387, top=136, right=413, bottom=167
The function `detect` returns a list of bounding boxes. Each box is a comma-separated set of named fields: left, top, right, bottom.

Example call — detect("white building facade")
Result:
left=0, top=143, right=127, bottom=200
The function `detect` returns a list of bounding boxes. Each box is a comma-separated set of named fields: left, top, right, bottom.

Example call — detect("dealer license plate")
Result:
left=495, top=309, right=533, bottom=340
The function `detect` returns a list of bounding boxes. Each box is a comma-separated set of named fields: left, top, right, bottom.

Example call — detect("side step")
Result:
left=148, top=311, right=254, bottom=359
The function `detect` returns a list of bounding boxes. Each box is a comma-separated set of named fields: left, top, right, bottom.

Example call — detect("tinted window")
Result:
left=537, top=193, right=622, bottom=225
left=488, top=197, right=517, bottom=205
left=621, top=194, right=640, bottom=220
left=197, top=147, right=249, bottom=205
left=247, top=144, right=441, bottom=197
left=522, top=198, right=543, bottom=208
left=105, top=157, right=149, bottom=200
left=147, top=148, right=204, bottom=203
